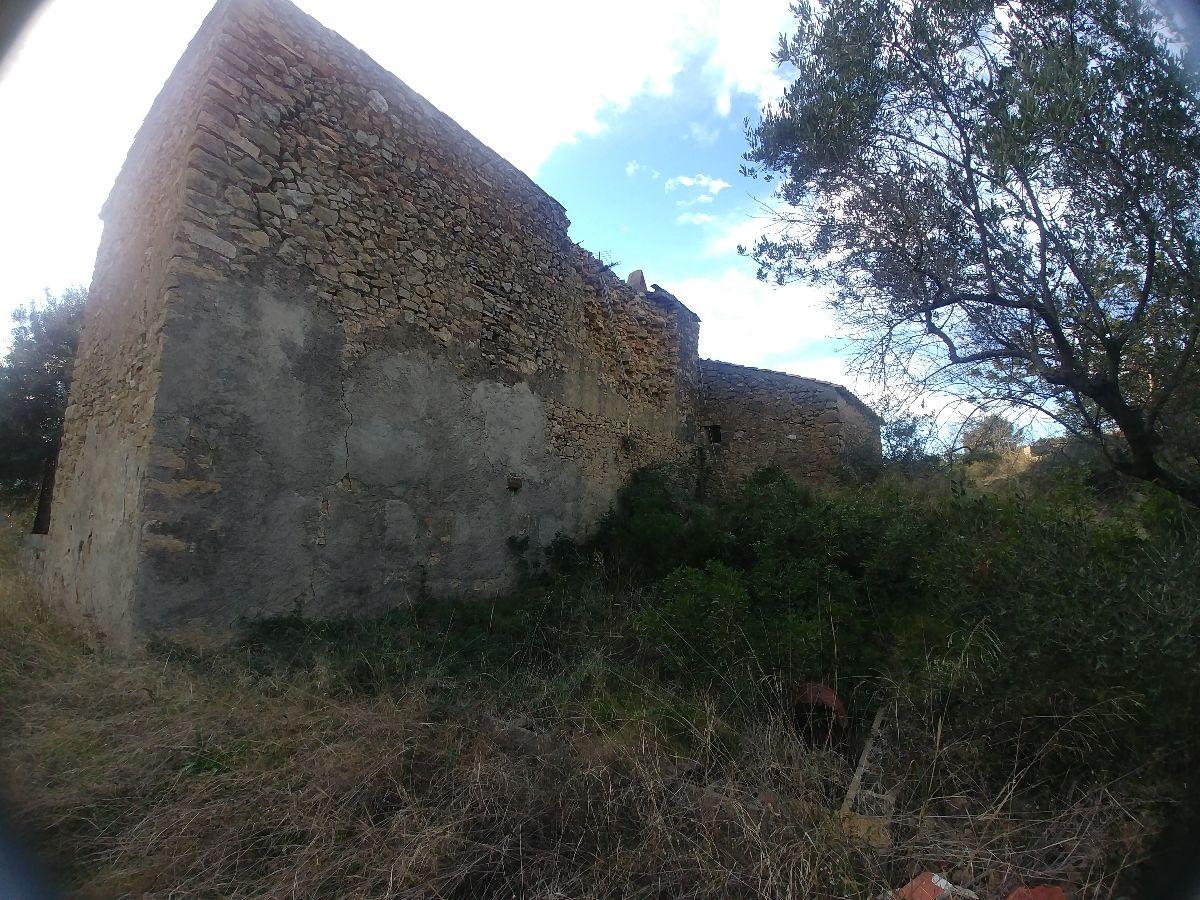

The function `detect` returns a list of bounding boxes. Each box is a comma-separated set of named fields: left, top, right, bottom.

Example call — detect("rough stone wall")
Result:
left=44, top=0, right=701, bottom=640
left=39, top=7, right=234, bottom=643
left=697, top=360, right=881, bottom=486
left=836, top=387, right=885, bottom=469
left=42, top=0, right=876, bottom=642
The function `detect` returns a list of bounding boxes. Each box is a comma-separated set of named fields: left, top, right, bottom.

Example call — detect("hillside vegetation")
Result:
left=0, top=459, right=1196, bottom=898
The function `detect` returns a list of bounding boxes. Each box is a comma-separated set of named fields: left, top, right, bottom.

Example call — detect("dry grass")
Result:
left=0, top=532, right=1151, bottom=898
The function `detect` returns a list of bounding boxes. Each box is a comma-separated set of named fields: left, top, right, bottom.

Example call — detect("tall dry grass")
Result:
left=0, top=525, right=1150, bottom=898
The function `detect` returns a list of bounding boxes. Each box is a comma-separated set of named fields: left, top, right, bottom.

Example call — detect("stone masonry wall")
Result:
left=39, top=8, right=233, bottom=643
left=43, top=0, right=876, bottom=642
left=44, top=0, right=701, bottom=640
left=697, top=360, right=881, bottom=486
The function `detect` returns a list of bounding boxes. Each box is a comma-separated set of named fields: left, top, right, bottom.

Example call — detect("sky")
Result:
left=0, top=0, right=855, bottom=388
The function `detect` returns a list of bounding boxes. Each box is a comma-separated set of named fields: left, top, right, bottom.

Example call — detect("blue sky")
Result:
left=538, top=59, right=848, bottom=379
left=0, top=0, right=852, bottom=387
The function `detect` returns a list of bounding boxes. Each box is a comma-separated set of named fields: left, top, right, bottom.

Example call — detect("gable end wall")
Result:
left=41, top=3, right=241, bottom=643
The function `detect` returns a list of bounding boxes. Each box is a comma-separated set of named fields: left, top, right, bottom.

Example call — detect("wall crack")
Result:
left=337, top=364, right=355, bottom=488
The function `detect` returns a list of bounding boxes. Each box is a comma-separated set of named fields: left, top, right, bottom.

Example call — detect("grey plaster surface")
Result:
left=132, top=269, right=587, bottom=635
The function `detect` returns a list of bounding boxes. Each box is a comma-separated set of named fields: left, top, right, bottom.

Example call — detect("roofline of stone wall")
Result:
left=643, top=285, right=701, bottom=322
left=102, top=0, right=233, bottom=220
left=104, top=0, right=568, bottom=227
left=699, top=358, right=880, bottom=422
left=831, top=384, right=881, bottom=423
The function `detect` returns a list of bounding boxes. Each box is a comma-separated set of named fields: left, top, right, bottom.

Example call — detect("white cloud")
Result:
left=700, top=0, right=796, bottom=116
left=626, top=160, right=662, bottom=180
left=670, top=267, right=839, bottom=367
left=775, top=354, right=852, bottom=386
left=0, top=0, right=215, bottom=320
left=700, top=206, right=805, bottom=258
left=704, top=214, right=770, bottom=256
left=665, top=173, right=732, bottom=195
left=299, top=0, right=795, bottom=171
left=688, top=122, right=720, bottom=144
left=677, top=212, right=717, bottom=225
left=647, top=202, right=793, bottom=260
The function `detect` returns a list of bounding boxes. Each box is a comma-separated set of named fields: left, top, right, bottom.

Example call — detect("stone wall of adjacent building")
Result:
left=43, top=0, right=701, bottom=641
left=697, top=360, right=881, bottom=486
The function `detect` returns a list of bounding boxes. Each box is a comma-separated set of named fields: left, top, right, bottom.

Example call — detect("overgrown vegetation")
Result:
left=0, top=287, right=85, bottom=498
left=744, top=0, right=1200, bottom=503
left=1, top=459, right=1194, bottom=897
left=604, top=463, right=1199, bottom=786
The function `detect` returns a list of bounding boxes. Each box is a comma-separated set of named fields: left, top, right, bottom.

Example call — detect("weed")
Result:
left=0, top=468, right=1188, bottom=896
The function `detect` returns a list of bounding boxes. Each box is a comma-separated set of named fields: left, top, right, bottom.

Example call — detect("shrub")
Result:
left=632, top=561, right=751, bottom=678
left=594, top=464, right=1200, bottom=794
left=588, top=464, right=727, bottom=580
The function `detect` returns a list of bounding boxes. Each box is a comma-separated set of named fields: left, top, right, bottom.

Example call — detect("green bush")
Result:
left=632, top=561, right=751, bottom=677
left=588, top=465, right=728, bottom=580
left=596, top=465, right=1199, bottom=789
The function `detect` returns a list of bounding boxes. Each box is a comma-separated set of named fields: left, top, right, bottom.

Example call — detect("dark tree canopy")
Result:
left=962, top=412, right=1022, bottom=455
left=745, top=0, right=1200, bottom=503
left=0, top=288, right=86, bottom=494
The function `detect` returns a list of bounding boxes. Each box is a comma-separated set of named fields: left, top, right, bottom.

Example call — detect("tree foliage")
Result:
left=744, top=0, right=1200, bottom=503
left=0, top=288, right=86, bottom=494
left=962, top=412, right=1022, bottom=454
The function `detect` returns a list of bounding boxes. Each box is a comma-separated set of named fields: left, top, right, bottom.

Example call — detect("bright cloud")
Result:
left=626, top=160, right=660, bottom=180
left=670, top=267, right=837, bottom=365
left=0, top=0, right=216, bottom=321
left=704, top=214, right=772, bottom=256
left=688, top=122, right=720, bottom=144
left=299, top=0, right=795, bottom=172
left=698, top=206, right=805, bottom=258
left=773, top=354, right=853, bottom=387
left=677, top=212, right=717, bottom=225
left=700, top=0, right=797, bottom=116
left=665, top=174, right=733, bottom=195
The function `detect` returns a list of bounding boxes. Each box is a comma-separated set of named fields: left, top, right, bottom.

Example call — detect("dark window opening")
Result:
left=31, top=453, right=58, bottom=535
left=704, top=424, right=722, bottom=445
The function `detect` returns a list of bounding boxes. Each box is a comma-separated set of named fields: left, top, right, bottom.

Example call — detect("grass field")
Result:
left=0, top=464, right=1192, bottom=897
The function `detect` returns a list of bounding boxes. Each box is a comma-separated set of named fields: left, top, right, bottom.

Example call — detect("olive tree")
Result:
left=744, top=0, right=1200, bottom=502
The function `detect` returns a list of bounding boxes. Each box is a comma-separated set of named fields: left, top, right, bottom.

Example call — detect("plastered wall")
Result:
left=45, top=0, right=701, bottom=640
left=42, top=0, right=876, bottom=642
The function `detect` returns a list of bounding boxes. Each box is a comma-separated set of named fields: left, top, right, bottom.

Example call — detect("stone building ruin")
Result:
left=36, top=0, right=879, bottom=643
